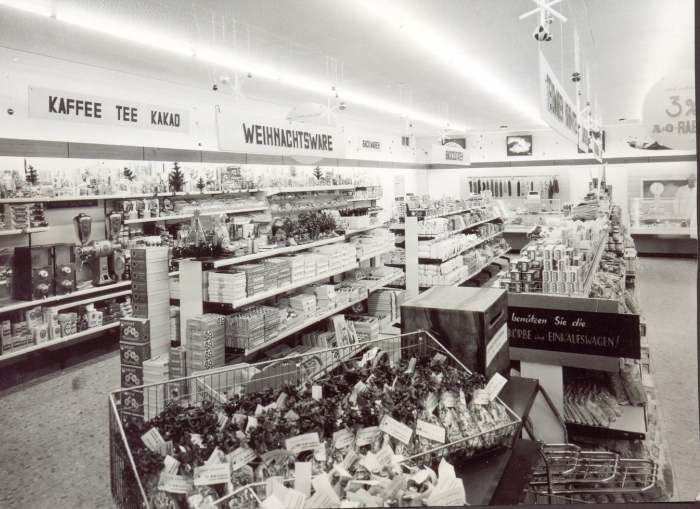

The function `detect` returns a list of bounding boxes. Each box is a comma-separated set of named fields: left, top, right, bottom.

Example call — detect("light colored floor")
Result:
left=0, top=257, right=697, bottom=507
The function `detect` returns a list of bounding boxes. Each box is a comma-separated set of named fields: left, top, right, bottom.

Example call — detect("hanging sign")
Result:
left=642, top=69, right=696, bottom=151
left=508, top=306, right=640, bottom=359
left=216, top=107, right=346, bottom=158
left=358, top=137, right=382, bottom=152
left=28, top=86, right=189, bottom=133
left=539, top=52, right=579, bottom=145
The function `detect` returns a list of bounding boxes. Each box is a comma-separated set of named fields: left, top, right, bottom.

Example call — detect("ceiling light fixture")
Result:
left=0, top=1, right=461, bottom=132
left=355, top=0, right=545, bottom=126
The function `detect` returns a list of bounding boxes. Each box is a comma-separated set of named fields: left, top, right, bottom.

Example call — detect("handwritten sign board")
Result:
left=508, top=306, right=640, bottom=359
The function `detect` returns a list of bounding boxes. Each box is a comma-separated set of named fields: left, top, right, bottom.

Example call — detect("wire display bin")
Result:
left=109, top=331, right=521, bottom=509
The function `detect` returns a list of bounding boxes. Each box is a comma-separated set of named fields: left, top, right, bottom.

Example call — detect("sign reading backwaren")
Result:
left=539, top=52, right=578, bottom=145
left=217, top=107, right=345, bottom=158
left=28, top=86, right=189, bottom=133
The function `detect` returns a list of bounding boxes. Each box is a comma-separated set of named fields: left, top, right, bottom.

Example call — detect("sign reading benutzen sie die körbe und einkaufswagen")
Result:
left=28, top=86, right=189, bottom=133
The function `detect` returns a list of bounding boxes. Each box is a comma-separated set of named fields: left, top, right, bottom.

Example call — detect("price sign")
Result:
left=642, top=69, right=696, bottom=150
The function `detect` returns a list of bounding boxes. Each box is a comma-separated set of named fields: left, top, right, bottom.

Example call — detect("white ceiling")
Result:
left=0, top=0, right=695, bottom=136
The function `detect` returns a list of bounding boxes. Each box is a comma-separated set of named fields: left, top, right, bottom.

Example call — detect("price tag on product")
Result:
left=484, top=373, right=508, bottom=401
left=379, top=415, right=413, bottom=445
left=438, top=458, right=457, bottom=481
left=362, top=452, right=383, bottom=473
left=285, top=432, right=320, bottom=455
left=141, top=427, right=166, bottom=453
left=193, top=463, right=231, bottom=486
left=416, top=419, right=446, bottom=444
left=162, top=455, right=180, bottom=475
left=205, top=447, right=226, bottom=465
left=338, top=450, right=358, bottom=471
left=158, top=472, right=193, bottom=494
left=433, top=353, right=447, bottom=363
left=156, top=440, right=173, bottom=457
left=216, top=412, right=229, bottom=430
left=294, top=462, right=313, bottom=498
left=404, top=357, right=417, bottom=374
left=246, top=416, right=259, bottom=432
left=375, top=443, right=394, bottom=467
left=472, top=390, right=489, bottom=405
left=255, top=404, right=265, bottom=416
left=227, top=446, right=257, bottom=471
left=424, top=393, right=439, bottom=413
left=333, top=429, right=355, bottom=450
left=311, top=385, right=323, bottom=400
left=276, top=392, right=288, bottom=409
left=349, top=381, right=367, bottom=404
left=311, top=474, right=341, bottom=505
left=333, top=463, right=353, bottom=479
left=441, top=391, right=458, bottom=408
left=285, top=409, right=300, bottom=421
left=355, top=426, right=380, bottom=447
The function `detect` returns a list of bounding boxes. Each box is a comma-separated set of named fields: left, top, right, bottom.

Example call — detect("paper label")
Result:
left=333, top=464, right=352, bottom=478
left=441, top=391, right=458, bottom=408
left=255, top=404, right=265, bottom=416
left=376, top=443, right=394, bottom=467
left=311, top=385, right=323, bottom=400
left=485, top=372, right=508, bottom=401
left=228, top=447, right=257, bottom=471
left=382, top=475, right=407, bottom=500
left=380, top=415, right=413, bottom=445
left=338, top=450, right=358, bottom=471
left=232, top=413, right=247, bottom=425
left=265, top=402, right=277, bottom=412
left=246, top=416, right=259, bottom=432
left=314, top=443, right=326, bottom=462
left=486, top=325, right=508, bottom=366
left=433, top=353, right=447, bottom=363
left=156, top=440, right=173, bottom=457
left=162, top=455, right=180, bottom=475
left=216, top=412, right=229, bottom=430
left=459, top=389, right=467, bottom=407
left=404, top=357, right=417, bottom=374
left=206, top=447, right=226, bottom=465
left=346, top=488, right=376, bottom=507
left=277, top=392, right=288, bottom=409
left=416, top=419, right=446, bottom=444
left=411, top=469, right=431, bottom=485
left=311, top=474, right=341, bottom=505
left=141, top=427, right=166, bottom=452
left=362, top=452, right=383, bottom=473
left=333, top=429, right=355, bottom=450
left=294, top=462, right=313, bottom=498
left=193, top=462, right=231, bottom=486
left=283, top=488, right=308, bottom=509
left=425, top=393, right=439, bottom=413
left=190, top=433, right=203, bottom=447
left=473, top=389, right=489, bottom=405
left=285, top=410, right=300, bottom=421
left=285, top=432, right=321, bottom=454
left=157, top=472, right=193, bottom=494
left=262, top=494, right=284, bottom=509
left=349, top=381, right=367, bottom=404
left=355, top=426, right=379, bottom=447
left=438, top=458, right=456, bottom=480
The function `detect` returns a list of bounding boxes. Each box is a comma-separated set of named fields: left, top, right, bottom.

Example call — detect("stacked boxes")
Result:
left=262, top=258, right=292, bottom=287
left=236, top=265, right=266, bottom=297
left=130, top=246, right=171, bottom=357
left=278, top=294, right=316, bottom=318
left=186, top=314, right=225, bottom=373
left=224, top=310, right=264, bottom=350
left=287, top=255, right=306, bottom=283
left=119, top=316, right=151, bottom=423
left=169, top=345, right=188, bottom=402
left=207, top=270, right=246, bottom=303
left=143, top=354, right=170, bottom=420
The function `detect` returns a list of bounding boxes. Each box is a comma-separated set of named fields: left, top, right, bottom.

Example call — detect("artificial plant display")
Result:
left=313, top=166, right=323, bottom=180
left=196, top=177, right=206, bottom=193
left=25, top=165, right=39, bottom=185
left=119, top=351, right=516, bottom=509
left=122, top=167, right=136, bottom=181
left=169, top=162, right=186, bottom=193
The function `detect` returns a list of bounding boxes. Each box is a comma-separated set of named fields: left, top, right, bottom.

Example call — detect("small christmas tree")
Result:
left=196, top=177, right=206, bottom=193
left=313, top=166, right=323, bottom=180
left=25, top=165, right=39, bottom=185
left=122, top=167, right=136, bottom=181
left=168, top=162, right=186, bottom=192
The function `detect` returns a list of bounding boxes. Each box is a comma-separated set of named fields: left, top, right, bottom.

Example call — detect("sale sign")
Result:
left=642, top=69, right=696, bottom=151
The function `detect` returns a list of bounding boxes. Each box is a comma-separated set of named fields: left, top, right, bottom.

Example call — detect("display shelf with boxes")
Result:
left=0, top=280, right=132, bottom=314
left=497, top=198, right=563, bottom=232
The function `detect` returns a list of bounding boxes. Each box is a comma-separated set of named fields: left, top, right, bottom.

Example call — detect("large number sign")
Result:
left=508, top=306, right=640, bottom=359
left=539, top=52, right=579, bottom=145
left=28, top=86, right=189, bottom=133
left=642, top=69, right=696, bottom=151
left=216, top=107, right=345, bottom=158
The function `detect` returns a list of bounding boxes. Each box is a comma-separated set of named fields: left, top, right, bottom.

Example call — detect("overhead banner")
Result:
left=357, top=137, right=383, bottom=152
left=217, top=107, right=345, bottom=158
left=28, top=86, right=189, bottom=133
left=539, top=52, right=579, bottom=145
left=417, top=144, right=470, bottom=165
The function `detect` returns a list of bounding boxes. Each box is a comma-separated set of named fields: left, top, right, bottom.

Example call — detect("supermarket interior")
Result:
left=0, top=1, right=697, bottom=508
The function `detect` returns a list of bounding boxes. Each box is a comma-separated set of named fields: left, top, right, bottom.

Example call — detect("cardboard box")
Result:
left=131, top=288, right=170, bottom=304
left=130, top=246, right=169, bottom=261
left=130, top=270, right=170, bottom=283
left=120, top=341, right=151, bottom=367
left=121, top=365, right=144, bottom=388
left=131, top=279, right=171, bottom=294
left=401, top=286, right=509, bottom=378
left=120, top=317, right=156, bottom=343
left=132, top=300, right=171, bottom=319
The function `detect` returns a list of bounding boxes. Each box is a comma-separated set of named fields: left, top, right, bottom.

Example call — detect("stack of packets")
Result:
left=169, top=306, right=180, bottom=345
left=130, top=246, right=171, bottom=357
left=278, top=294, right=316, bottom=318
left=185, top=313, right=225, bottom=374
left=345, top=315, right=381, bottom=341
left=303, top=284, right=337, bottom=312
left=367, top=288, right=406, bottom=324
left=262, top=258, right=291, bottom=286
left=206, top=270, right=246, bottom=303
left=142, top=353, right=170, bottom=420
left=309, top=243, right=357, bottom=270
left=348, top=228, right=395, bottom=259
left=169, top=345, right=188, bottom=403
left=224, top=310, right=265, bottom=351
left=287, top=254, right=306, bottom=282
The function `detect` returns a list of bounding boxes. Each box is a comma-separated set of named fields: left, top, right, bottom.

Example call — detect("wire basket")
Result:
left=109, top=330, right=521, bottom=509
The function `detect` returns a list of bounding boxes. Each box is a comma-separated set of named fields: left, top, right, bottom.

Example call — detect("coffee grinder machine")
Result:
left=73, top=212, right=126, bottom=286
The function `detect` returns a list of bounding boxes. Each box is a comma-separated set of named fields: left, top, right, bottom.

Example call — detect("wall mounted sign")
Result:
left=217, top=107, right=345, bottom=159
left=506, top=135, right=533, bottom=156
left=508, top=306, right=640, bottom=359
left=28, top=86, right=190, bottom=133
left=417, top=143, right=470, bottom=165
left=539, top=52, right=579, bottom=146
left=358, top=137, right=382, bottom=151
left=642, top=69, right=696, bottom=151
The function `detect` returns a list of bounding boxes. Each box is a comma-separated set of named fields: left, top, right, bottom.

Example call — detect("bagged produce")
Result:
left=620, top=359, right=647, bottom=406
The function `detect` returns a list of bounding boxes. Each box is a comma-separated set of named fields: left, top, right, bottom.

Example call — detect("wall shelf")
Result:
left=0, top=280, right=132, bottom=314
left=123, top=206, right=267, bottom=224
left=0, top=227, right=50, bottom=236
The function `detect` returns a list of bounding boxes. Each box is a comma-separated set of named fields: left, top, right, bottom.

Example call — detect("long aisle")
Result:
left=636, top=257, right=699, bottom=501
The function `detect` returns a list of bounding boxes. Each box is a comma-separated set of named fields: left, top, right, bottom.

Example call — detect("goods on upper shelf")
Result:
left=398, top=195, right=490, bottom=220
left=115, top=336, right=518, bottom=508
left=1, top=203, right=48, bottom=230
left=419, top=242, right=506, bottom=288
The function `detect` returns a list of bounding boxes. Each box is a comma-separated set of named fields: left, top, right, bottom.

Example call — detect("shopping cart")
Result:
left=109, top=330, right=521, bottom=509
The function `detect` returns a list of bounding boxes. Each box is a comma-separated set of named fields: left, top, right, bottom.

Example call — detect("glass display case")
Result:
left=497, top=198, right=562, bottom=231
left=629, top=197, right=695, bottom=234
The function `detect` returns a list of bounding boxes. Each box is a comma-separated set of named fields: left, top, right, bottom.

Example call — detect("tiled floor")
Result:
left=0, top=257, right=697, bottom=507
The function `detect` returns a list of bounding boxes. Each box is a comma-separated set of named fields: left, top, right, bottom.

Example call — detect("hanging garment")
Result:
left=553, top=176, right=560, bottom=194
left=469, top=180, right=473, bottom=193
left=508, top=180, right=512, bottom=196
left=490, top=180, right=494, bottom=194
left=500, top=181, right=503, bottom=197
left=548, top=182, right=554, bottom=199
left=517, top=181, right=521, bottom=197
left=478, top=179, right=482, bottom=193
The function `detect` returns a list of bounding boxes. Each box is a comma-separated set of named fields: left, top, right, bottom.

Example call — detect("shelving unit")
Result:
left=419, top=249, right=509, bottom=289
left=0, top=280, right=132, bottom=313
left=419, top=230, right=504, bottom=262
left=0, top=189, right=260, bottom=203
left=123, top=205, right=267, bottom=224
left=416, top=215, right=502, bottom=239
left=53, top=289, right=132, bottom=311
left=0, top=227, right=50, bottom=236
left=0, top=321, right=119, bottom=366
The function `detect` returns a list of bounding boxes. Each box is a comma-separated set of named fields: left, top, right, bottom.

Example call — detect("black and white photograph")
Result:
left=0, top=1, right=696, bottom=508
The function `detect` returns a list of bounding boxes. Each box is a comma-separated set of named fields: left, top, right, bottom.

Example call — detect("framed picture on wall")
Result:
left=641, top=178, right=688, bottom=200
left=507, top=135, right=533, bottom=156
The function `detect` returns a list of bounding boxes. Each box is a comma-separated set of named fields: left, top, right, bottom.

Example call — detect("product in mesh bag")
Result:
left=607, top=370, right=631, bottom=405
left=620, top=359, right=646, bottom=406
left=624, top=289, right=642, bottom=315
left=584, top=392, right=610, bottom=427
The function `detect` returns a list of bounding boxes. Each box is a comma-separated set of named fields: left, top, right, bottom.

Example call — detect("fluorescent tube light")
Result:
left=0, top=0, right=51, bottom=17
